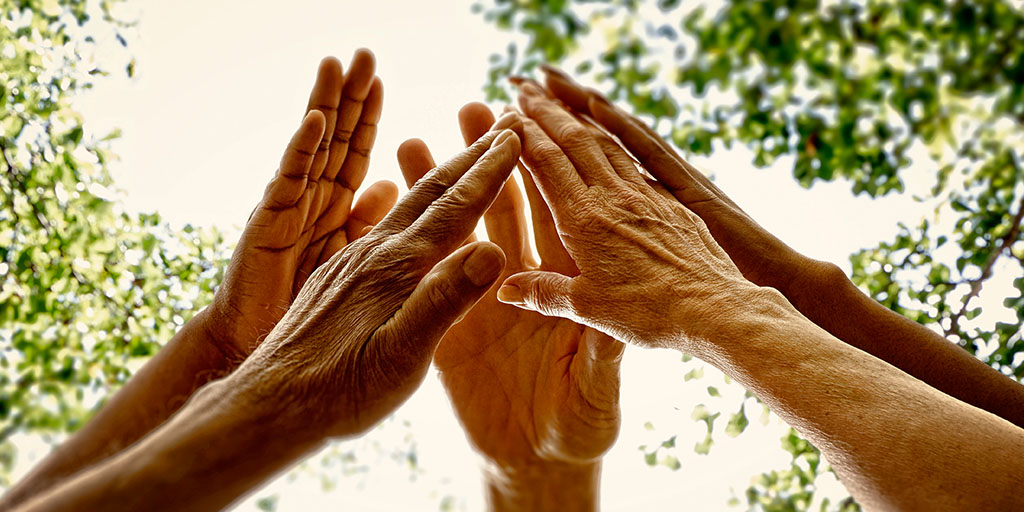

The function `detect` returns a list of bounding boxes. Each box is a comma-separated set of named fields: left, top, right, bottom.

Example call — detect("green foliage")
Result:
left=476, top=0, right=1024, bottom=509
left=0, top=0, right=226, bottom=484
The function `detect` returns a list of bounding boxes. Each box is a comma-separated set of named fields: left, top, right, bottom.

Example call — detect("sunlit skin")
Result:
left=398, top=103, right=623, bottom=510
left=10, top=81, right=527, bottom=512
left=537, top=64, right=1024, bottom=430
left=497, top=80, right=1024, bottom=511
left=0, top=50, right=399, bottom=510
left=206, top=49, right=397, bottom=359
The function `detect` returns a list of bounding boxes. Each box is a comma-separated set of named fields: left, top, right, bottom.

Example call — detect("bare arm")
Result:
left=398, top=103, right=620, bottom=512
left=14, top=114, right=525, bottom=512
left=539, top=65, right=1024, bottom=430
left=1, top=50, right=395, bottom=508
left=501, top=84, right=1024, bottom=509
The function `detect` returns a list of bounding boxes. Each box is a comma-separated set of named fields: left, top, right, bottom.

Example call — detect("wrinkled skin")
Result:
left=205, top=50, right=397, bottom=359
left=536, top=65, right=825, bottom=296
left=497, top=82, right=758, bottom=354
left=238, top=120, right=525, bottom=439
left=397, top=104, right=623, bottom=470
left=537, top=65, right=1024, bottom=432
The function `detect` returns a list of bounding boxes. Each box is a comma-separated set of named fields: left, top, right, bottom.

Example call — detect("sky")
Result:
left=17, top=0, right=1014, bottom=510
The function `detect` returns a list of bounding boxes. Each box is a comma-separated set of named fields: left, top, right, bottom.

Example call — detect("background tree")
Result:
left=0, top=0, right=225, bottom=485
left=474, top=0, right=1024, bottom=509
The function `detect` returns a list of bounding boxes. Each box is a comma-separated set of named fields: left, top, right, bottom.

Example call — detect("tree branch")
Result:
left=946, top=192, right=1024, bottom=339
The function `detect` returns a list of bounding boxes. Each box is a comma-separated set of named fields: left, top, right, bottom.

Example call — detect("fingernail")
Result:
left=496, top=284, right=524, bottom=305
left=463, top=246, right=504, bottom=287
left=491, top=129, right=516, bottom=149
left=491, top=111, right=517, bottom=131
left=539, top=64, right=568, bottom=80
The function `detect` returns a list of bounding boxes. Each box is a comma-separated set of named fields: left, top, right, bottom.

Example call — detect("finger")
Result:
left=587, top=94, right=736, bottom=210
left=583, top=122, right=646, bottom=186
left=573, top=328, right=625, bottom=411
left=378, top=114, right=522, bottom=234
left=402, top=129, right=522, bottom=260
left=323, top=48, right=377, bottom=182
left=518, top=82, right=621, bottom=189
left=397, top=138, right=479, bottom=244
left=304, top=57, right=344, bottom=179
left=496, top=270, right=576, bottom=320
left=331, top=76, right=382, bottom=188
left=457, top=102, right=498, bottom=145
left=397, top=138, right=437, bottom=187
left=518, top=165, right=576, bottom=274
left=344, top=180, right=399, bottom=244
left=263, top=110, right=325, bottom=209
left=316, top=180, right=398, bottom=268
left=517, top=115, right=587, bottom=208
left=380, top=241, right=506, bottom=370
left=539, top=64, right=592, bottom=114
left=459, top=103, right=531, bottom=268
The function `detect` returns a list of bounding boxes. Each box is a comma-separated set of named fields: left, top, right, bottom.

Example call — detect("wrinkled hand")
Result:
left=234, top=120, right=523, bottom=439
left=498, top=83, right=761, bottom=354
left=538, top=65, right=829, bottom=298
left=397, top=105, right=623, bottom=472
left=205, top=50, right=396, bottom=359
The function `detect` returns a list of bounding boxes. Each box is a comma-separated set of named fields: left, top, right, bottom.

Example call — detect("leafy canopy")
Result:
left=0, top=0, right=226, bottom=484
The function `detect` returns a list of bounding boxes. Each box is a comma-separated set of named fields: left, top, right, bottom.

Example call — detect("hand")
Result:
left=537, top=65, right=827, bottom=299
left=497, top=83, right=760, bottom=354
left=234, top=120, right=523, bottom=439
left=397, top=105, right=623, bottom=479
left=205, top=49, right=396, bottom=359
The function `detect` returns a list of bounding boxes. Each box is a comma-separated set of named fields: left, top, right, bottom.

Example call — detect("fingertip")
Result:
left=396, top=138, right=435, bottom=187
left=496, top=282, right=523, bottom=305
left=458, top=102, right=494, bottom=124
left=368, top=179, right=400, bottom=206
left=318, top=55, right=343, bottom=75
left=344, top=49, right=378, bottom=95
left=462, top=241, right=506, bottom=288
left=459, top=102, right=497, bottom=144
left=491, top=129, right=521, bottom=158
left=352, top=47, right=376, bottom=67
left=303, top=109, right=327, bottom=135
left=397, top=137, right=427, bottom=156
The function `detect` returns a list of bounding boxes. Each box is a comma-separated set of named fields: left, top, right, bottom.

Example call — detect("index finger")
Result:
left=401, top=130, right=522, bottom=261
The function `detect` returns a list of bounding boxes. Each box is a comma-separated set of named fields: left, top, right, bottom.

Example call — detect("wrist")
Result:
left=194, top=307, right=249, bottom=368
left=483, top=458, right=601, bottom=512
left=674, top=283, right=805, bottom=358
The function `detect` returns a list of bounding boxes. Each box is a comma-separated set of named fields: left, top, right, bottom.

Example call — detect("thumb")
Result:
left=383, top=241, right=506, bottom=362
left=497, top=270, right=575, bottom=319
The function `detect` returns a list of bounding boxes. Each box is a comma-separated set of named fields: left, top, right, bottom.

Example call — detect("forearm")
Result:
left=703, top=287, right=1024, bottom=511
left=484, top=459, right=601, bottom=512
left=778, top=260, right=1024, bottom=429
left=13, top=369, right=320, bottom=512
left=2, top=309, right=241, bottom=509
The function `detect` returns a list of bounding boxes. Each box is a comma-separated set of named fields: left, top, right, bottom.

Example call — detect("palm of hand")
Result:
left=208, top=53, right=392, bottom=357
left=436, top=282, right=621, bottom=466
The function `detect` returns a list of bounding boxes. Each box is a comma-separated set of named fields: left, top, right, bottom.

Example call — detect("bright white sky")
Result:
left=31, top=0, right=1013, bottom=510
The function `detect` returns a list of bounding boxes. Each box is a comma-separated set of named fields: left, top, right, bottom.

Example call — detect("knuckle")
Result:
left=533, top=143, right=566, bottom=167
left=424, top=273, right=462, bottom=317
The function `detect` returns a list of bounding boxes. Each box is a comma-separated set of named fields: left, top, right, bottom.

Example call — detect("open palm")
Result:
left=207, top=50, right=396, bottom=358
left=397, top=103, right=624, bottom=468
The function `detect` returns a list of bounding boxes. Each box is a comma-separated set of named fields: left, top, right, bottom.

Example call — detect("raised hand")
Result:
left=206, top=49, right=395, bottom=359
left=497, top=82, right=1024, bottom=512
left=397, top=104, right=623, bottom=510
left=538, top=65, right=1024, bottom=429
left=13, top=119, right=528, bottom=512
left=495, top=83, right=755, bottom=352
